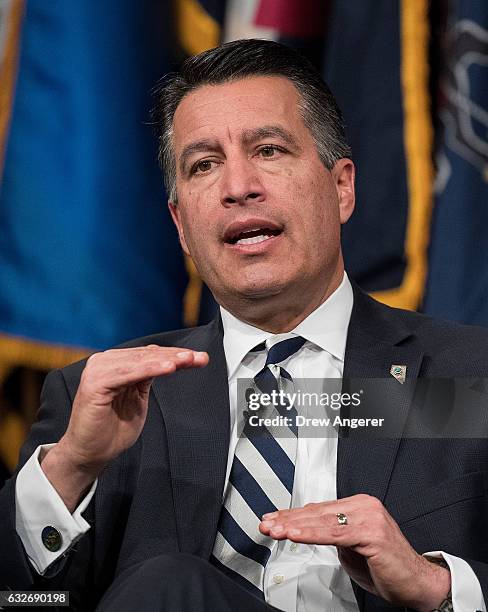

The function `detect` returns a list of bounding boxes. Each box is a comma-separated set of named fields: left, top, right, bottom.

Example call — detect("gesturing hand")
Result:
left=259, top=494, right=451, bottom=611
left=42, top=345, right=208, bottom=510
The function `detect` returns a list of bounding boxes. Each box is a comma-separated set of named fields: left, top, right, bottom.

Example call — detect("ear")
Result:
left=332, top=159, right=355, bottom=225
left=168, top=201, right=191, bottom=256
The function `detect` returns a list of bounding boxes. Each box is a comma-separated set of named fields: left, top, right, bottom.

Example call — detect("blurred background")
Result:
left=1, top=0, right=487, bottom=486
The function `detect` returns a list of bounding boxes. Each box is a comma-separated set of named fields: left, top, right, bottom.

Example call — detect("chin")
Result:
left=234, top=278, right=289, bottom=300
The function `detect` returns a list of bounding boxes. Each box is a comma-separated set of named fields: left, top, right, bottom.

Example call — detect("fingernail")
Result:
left=161, top=361, right=173, bottom=368
left=263, top=512, right=277, bottom=519
left=261, top=520, right=275, bottom=529
left=176, top=351, right=191, bottom=358
left=289, top=529, right=301, bottom=537
left=271, top=524, right=284, bottom=534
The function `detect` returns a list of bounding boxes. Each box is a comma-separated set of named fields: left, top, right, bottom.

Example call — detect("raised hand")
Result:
left=41, top=345, right=208, bottom=511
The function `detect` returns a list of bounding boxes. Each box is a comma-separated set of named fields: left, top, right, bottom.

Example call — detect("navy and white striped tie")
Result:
left=211, top=336, right=306, bottom=596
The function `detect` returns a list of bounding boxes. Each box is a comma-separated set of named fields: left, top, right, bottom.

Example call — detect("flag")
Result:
left=0, top=0, right=191, bottom=470
left=424, top=1, right=488, bottom=326
left=0, top=0, right=188, bottom=367
left=322, top=0, right=434, bottom=310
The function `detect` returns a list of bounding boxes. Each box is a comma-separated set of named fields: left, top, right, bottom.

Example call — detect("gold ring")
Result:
left=336, top=512, right=348, bottom=526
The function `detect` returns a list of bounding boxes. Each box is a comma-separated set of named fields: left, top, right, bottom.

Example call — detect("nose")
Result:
left=220, top=155, right=265, bottom=207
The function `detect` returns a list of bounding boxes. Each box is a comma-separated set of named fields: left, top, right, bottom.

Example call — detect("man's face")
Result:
left=170, top=75, right=355, bottom=314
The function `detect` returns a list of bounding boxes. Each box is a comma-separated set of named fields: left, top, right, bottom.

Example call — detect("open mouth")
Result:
left=227, top=228, right=281, bottom=246
left=223, top=220, right=283, bottom=247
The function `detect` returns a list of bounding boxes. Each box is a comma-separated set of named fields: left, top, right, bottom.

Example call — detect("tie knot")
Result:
left=264, top=336, right=306, bottom=366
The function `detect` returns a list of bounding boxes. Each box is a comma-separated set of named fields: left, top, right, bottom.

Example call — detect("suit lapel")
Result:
left=337, top=286, right=424, bottom=503
left=337, top=287, right=424, bottom=611
left=151, top=316, right=230, bottom=558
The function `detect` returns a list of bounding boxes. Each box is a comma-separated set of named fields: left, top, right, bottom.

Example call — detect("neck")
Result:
left=220, top=266, right=344, bottom=333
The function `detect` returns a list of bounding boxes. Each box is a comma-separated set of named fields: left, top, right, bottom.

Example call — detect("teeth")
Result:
left=236, top=234, right=271, bottom=245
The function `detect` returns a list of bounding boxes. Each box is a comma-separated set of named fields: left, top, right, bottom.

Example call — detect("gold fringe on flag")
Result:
left=0, top=334, right=92, bottom=472
left=0, top=333, right=91, bottom=385
left=372, top=0, right=434, bottom=310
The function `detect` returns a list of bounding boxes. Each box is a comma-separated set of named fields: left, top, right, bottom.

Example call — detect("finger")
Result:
left=260, top=518, right=334, bottom=541
left=261, top=506, right=367, bottom=537
left=260, top=514, right=331, bottom=536
left=262, top=502, right=327, bottom=522
left=82, top=356, right=173, bottom=389
left=174, top=350, right=209, bottom=368
left=135, top=379, right=155, bottom=397
left=264, top=519, right=363, bottom=546
left=285, top=524, right=356, bottom=545
left=262, top=494, right=383, bottom=522
left=285, top=509, right=392, bottom=550
left=82, top=349, right=209, bottom=390
left=262, top=502, right=342, bottom=525
left=103, top=346, right=208, bottom=366
left=142, top=348, right=208, bottom=369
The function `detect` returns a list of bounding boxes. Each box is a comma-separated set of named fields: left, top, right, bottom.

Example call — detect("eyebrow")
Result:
left=240, top=125, right=300, bottom=149
left=178, top=125, right=302, bottom=174
left=179, top=139, right=222, bottom=174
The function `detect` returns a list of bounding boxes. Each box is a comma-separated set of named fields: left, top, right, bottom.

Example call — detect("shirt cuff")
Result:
left=15, top=444, right=97, bottom=575
left=424, top=551, right=486, bottom=612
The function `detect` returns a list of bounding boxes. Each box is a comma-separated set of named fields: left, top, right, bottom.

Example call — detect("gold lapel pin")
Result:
left=390, top=364, right=406, bottom=384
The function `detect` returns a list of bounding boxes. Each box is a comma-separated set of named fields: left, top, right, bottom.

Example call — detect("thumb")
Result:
left=136, top=378, right=154, bottom=399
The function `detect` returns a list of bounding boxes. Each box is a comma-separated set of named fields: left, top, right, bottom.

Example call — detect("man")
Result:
left=1, top=39, right=488, bottom=611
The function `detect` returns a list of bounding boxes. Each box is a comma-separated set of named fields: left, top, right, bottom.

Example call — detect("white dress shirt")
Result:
left=15, top=273, right=486, bottom=611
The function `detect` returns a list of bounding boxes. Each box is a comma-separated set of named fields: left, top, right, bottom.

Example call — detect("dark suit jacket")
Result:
left=1, top=285, right=488, bottom=611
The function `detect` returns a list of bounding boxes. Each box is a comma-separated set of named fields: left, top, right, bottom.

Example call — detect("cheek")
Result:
left=177, top=201, right=220, bottom=259
left=293, top=185, right=342, bottom=258
left=179, top=190, right=211, bottom=230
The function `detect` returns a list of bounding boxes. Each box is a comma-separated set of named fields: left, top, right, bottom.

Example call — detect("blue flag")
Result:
left=424, top=2, right=488, bottom=326
left=322, top=0, right=434, bottom=311
left=0, top=0, right=187, bottom=362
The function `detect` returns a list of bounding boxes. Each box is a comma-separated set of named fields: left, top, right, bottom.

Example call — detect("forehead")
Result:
left=172, top=75, right=308, bottom=150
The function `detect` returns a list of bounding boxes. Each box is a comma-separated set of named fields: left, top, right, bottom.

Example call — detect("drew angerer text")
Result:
left=247, top=414, right=385, bottom=429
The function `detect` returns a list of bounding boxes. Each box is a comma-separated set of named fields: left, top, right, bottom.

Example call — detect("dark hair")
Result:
left=152, top=38, right=351, bottom=202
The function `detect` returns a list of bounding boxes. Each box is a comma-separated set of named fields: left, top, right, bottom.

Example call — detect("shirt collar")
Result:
left=220, top=273, right=353, bottom=379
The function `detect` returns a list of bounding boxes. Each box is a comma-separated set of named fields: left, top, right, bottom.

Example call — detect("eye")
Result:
left=257, top=145, right=284, bottom=159
left=192, top=159, right=216, bottom=175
